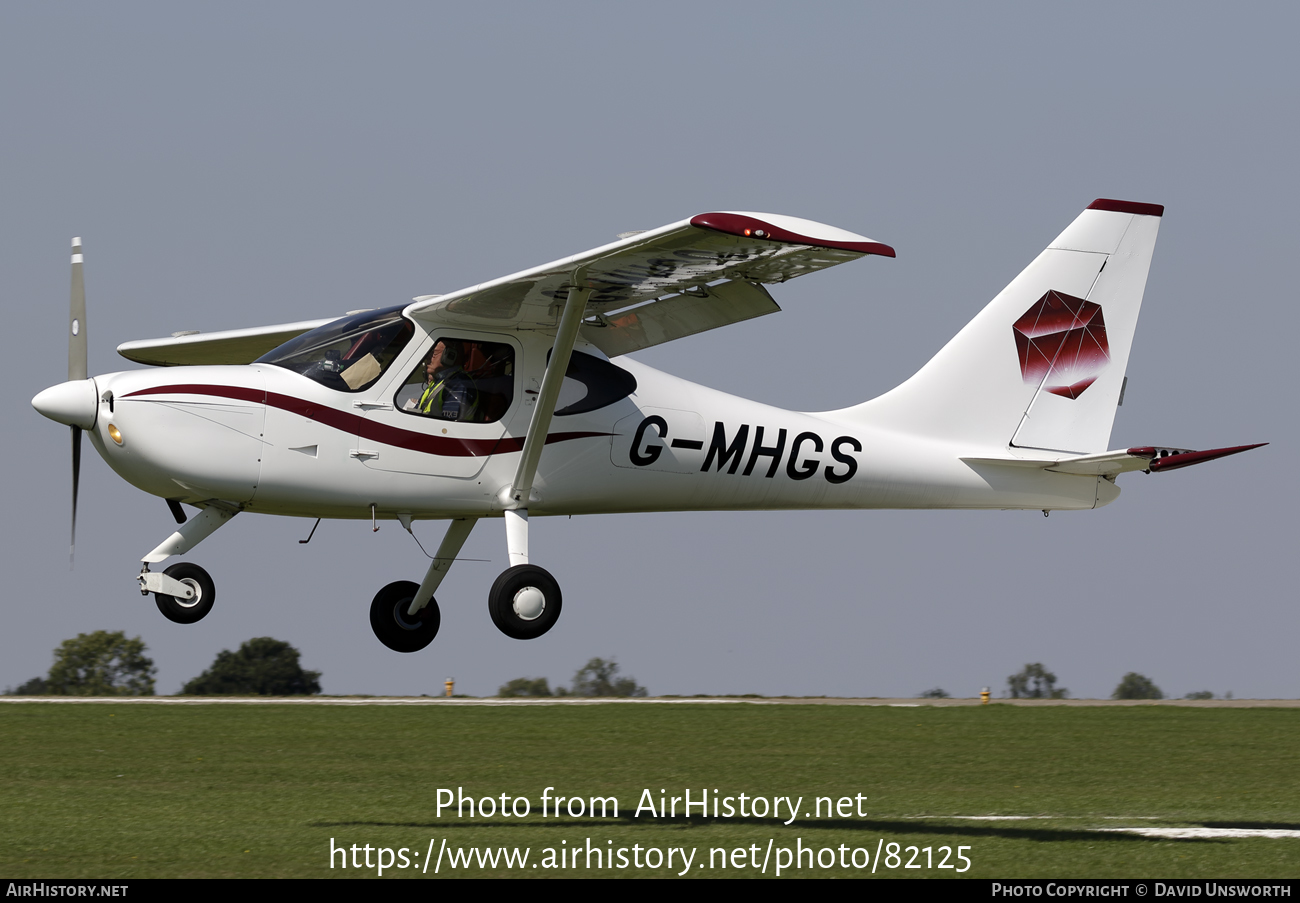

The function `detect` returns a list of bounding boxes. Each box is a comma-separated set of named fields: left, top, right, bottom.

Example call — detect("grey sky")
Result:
left=3, top=3, right=1295, bottom=699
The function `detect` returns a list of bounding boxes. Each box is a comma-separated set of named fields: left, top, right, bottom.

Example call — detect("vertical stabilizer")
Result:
left=840, top=200, right=1162, bottom=454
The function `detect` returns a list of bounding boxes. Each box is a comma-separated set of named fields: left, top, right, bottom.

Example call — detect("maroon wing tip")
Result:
left=1088, top=198, right=1165, bottom=217
left=690, top=212, right=896, bottom=257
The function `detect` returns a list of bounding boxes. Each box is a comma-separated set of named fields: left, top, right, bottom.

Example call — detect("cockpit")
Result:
left=256, top=306, right=414, bottom=392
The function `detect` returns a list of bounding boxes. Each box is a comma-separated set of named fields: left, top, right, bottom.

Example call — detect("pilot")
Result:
left=416, top=339, right=478, bottom=421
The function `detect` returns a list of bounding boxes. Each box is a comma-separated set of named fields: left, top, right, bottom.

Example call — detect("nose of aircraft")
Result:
left=32, top=379, right=98, bottom=429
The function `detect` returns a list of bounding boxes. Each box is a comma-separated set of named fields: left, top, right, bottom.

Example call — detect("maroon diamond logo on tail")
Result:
left=1013, top=291, right=1109, bottom=399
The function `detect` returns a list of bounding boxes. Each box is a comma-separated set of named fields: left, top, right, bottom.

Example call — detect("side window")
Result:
left=396, top=338, right=515, bottom=424
left=554, top=350, right=638, bottom=416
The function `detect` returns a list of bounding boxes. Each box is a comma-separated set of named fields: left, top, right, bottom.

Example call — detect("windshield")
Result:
left=256, top=306, right=414, bottom=392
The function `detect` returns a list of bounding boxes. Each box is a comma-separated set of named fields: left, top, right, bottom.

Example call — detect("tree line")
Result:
left=3, top=633, right=650, bottom=698
left=4, top=631, right=321, bottom=696
left=918, top=663, right=1224, bottom=700
left=498, top=657, right=647, bottom=698
left=4, top=633, right=1222, bottom=700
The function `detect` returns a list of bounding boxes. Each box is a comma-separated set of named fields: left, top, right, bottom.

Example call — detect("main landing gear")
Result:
left=366, top=511, right=564, bottom=652
left=370, top=581, right=441, bottom=653
left=488, top=564, right=562, bottom=640
left=373, top=277, right=584, bottom=652
left=486, top=509, right=561, bottom=640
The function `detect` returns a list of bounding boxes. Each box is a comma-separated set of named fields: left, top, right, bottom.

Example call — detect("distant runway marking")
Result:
left=1099, top=828, right=1300, bottom=839
left=898, top=818, right=1298, bottom=838
left=902, top=816, right=1159, bottom=821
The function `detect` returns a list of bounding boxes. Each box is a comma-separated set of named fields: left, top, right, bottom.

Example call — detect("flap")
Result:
left=581, top=279, right=779, bottom=357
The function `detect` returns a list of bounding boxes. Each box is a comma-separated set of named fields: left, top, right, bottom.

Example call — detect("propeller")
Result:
left=69, top=237, right=86, bottom=567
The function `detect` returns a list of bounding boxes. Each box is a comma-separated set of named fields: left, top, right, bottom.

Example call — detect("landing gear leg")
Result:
left=488, top=508, right=562, bottom=640
left=140, top=505, right=237, bottom=565
left=370, top=518, right=478, bottom=653
left=406, top=517, right=477, bottom=617
left=488, top=280, right=587, bottom=641
left=137, top=504, right=236, bottom=624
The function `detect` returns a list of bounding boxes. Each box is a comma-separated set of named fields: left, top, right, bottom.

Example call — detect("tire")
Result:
left=155, top=562, right=215, bottom=624
left=369, top=580, right=440, bottom=653
left=487, top=565, right=562, bottom=640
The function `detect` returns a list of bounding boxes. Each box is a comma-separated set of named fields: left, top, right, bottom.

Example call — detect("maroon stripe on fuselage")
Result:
left=123, top=384, right=610, bottom=457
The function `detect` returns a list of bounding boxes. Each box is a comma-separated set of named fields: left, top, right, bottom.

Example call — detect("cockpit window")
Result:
left=256, top=306, right=414, bottom=393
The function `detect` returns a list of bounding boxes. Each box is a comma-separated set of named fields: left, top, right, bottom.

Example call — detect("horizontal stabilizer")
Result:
left=963, top=443, right=1266, bottom=477
left=1143, top=443, right=1267, bottom=473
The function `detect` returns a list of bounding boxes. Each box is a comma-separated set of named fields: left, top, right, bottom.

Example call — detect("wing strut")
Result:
left=407, top=517, right=478, bottom=616
left=508, top=281, right=591, bottom=507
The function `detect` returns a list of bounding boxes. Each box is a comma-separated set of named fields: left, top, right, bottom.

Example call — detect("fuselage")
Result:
left=80, top=320, right=1116, bottom=523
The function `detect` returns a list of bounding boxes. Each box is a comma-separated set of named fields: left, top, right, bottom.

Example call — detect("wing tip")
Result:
left=1088, top=198, right=1165, bottom=217
left=690, top=212, right=896, bottom=257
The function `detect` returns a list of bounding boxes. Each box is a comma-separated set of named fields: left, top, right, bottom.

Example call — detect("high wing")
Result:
left=118, top=318, right=339, bottom=366
left=407, top=212, right=895, bottom=357
left=115, top=212, right=891, bottom=366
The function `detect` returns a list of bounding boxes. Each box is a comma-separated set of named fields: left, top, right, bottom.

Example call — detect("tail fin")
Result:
left=843, top=199, right=1162, bottom=454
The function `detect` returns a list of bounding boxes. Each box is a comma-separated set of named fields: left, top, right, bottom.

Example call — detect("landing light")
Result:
left=107, top=423, right=123, bottom=445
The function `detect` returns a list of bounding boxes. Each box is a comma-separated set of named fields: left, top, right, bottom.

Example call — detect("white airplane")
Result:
left=32, top=201, right=1263, bottom=652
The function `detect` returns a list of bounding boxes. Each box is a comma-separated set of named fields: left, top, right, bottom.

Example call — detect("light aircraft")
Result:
left=32, top=200, right=1263, bottom=652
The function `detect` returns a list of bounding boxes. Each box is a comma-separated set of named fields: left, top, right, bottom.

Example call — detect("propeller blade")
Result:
left=71, top=426, right=81, bottom=568
left=69, top=237, right=86, bottom=382
left=69, top=238, right=87, bottom=567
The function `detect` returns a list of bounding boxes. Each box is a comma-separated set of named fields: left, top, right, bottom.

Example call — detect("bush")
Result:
left=571, top=658, right=647, bottom=697
left=1112, top=672, right=1163, bottom=700
left=1184, top=690, right=1214, bottom=700
left=498, top=677, right=564, bottom=698
left=3, top=676, right=48, bottom=696
left=497, top=659, right=648, bottom=698
left=1007, top=663, right=1068, bottom=699
left=181, top=638, right=321, bottom=696
left=572, top=660, right=647, bottom=701
left=47, top=631, right=156, bottom=696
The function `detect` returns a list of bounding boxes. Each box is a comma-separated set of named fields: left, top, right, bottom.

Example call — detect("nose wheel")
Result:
left=488, top=565, right=562, bottom=640
left=370, top=580, right=441, bottom=652
left=153, top=562, right=215, bottom=624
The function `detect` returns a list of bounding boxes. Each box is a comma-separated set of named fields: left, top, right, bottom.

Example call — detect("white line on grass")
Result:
left=1098, top=828, right=1300, bottom=839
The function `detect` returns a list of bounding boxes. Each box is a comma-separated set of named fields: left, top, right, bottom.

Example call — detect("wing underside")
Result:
left=408, top=212, right=894, bottom=356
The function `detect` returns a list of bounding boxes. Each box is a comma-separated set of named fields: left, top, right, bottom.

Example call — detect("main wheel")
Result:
left=154, top=562, right=215, bottom=624
left=369, top=580, right=440, bottom=653
left=488, top=565, right=562, bottom=640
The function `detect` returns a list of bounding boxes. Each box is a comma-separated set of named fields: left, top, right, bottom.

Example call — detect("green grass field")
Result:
left=2, top=702, right=1298, bottom=878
